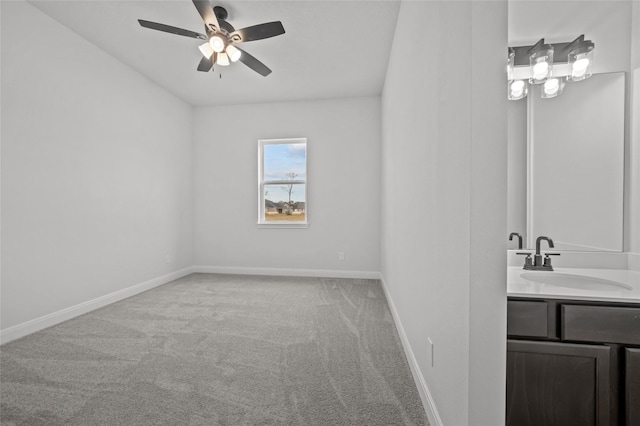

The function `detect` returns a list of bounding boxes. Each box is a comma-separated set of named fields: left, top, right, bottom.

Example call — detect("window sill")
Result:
left=256, top=222, right=309, bottom=229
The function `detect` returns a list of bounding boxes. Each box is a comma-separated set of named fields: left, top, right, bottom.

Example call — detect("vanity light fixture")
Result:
left=508, top=79, right=529, bottom=100
left=506, top=35, right=595, bottom=100
left=566, top=35, right=594, bottom=82
left=541, top=77, right=564, bottom=99
left=507, top=47, right=529, bottom=100
left=528, top=39, right=554, bottom=84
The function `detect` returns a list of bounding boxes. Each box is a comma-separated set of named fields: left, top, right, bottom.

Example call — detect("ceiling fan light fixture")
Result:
left=217, top=51, right=230, bottom=66
left=209, top=35, right=226, bottom=53
left=198, top=42, right=214, bottom=59
left=226, top=44, right=242, bottom=62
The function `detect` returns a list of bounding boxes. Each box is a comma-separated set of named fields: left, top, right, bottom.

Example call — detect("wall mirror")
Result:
left=507, top=72, right=625, bottom=252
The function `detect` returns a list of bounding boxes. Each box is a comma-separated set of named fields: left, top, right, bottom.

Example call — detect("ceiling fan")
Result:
left=138, top=1, right=285, bottom=76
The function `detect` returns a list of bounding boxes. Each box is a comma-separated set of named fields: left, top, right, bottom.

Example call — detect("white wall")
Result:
left=381, top=1, right=507, bottom=425
left=192, top=97, right=380, bottom=276
left=1, top=1, right=193, bottom=333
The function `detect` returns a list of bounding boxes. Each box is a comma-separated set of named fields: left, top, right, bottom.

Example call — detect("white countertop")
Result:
left=507, top=266, right=640, bottom=304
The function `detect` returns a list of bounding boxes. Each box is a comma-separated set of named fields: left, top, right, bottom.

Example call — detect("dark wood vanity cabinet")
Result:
left=507, top=298, right=640, bottom=426
left=627, top=348, right=640, bottom=426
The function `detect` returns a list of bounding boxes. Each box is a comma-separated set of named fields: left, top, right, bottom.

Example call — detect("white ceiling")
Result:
left=29, top=0, right=400, bottom=107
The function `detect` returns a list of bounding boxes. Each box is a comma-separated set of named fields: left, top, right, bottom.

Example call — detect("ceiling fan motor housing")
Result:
left=213, top=6, right=228, bottom=21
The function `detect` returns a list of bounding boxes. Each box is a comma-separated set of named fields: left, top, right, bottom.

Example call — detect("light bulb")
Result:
left=572, top=58, right=590, bottom=78
left=529, top=43, right=553, bottom=84
left=511, top=80, right=525, bottom=92
left=541, top=77, right=564, bottom=99
left=532, top=59, right=549, bottom=82
left=510, top=81, right=524, bottom=98
left=226, top=44, right=242, bottom=62
left=508, top=80, right=528, bottom=100
left=543, top=78, right=558, bottom=95
left=198, top=43, right=214, bottom=59
left=209, top=35, right=225, bottom=53
left=567, top=40, right=594, bottom=82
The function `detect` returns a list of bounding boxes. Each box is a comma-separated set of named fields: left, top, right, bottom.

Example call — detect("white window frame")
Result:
left=257, top=138, right=308, bottom=228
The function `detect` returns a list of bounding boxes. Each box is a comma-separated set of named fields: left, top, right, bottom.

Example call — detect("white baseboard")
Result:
left=1, top=265, right=439, bottom=424
left=1, top=266, right=376, bottom=345
left=379, top=275, right=443, bottom=426
left=0, top=267, right=194, bottom=345
left=193, top=265, right=381, bottom=280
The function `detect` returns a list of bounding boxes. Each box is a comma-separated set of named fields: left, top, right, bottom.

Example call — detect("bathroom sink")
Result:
left=520, top=272, right=632, bottom=291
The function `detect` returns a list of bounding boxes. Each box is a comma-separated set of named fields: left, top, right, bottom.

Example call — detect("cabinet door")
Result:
left=627, top=348, right=640, bottom=426
left=507, top=340, right=610, bottom=426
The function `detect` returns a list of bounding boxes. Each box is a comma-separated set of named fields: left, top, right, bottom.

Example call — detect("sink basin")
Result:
left=520, top=272, right=632, bottom=291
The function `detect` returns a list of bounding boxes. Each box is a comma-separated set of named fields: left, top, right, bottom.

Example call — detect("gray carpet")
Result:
left=0, top=273, right=428, bottom=425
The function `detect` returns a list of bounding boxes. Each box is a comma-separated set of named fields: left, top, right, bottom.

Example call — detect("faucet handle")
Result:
left=543, top=252, right=560, bottom=269
left=516, top=252, right=533, bottom=267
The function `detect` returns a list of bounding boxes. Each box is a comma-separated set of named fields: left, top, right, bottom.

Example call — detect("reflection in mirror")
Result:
left=508, top=72, right=625, bottom=252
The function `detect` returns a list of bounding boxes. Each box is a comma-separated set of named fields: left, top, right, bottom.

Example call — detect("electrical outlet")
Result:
left=165, top=254, right=171, bottom=264
left=428, top=338, right=434, bottom=367
left=338, top=252, right=345, bottom=261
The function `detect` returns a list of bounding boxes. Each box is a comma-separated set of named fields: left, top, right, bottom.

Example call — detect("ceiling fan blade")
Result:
left=236, top=48, right=272, bottom=77
left=192, top=0, right=220, bottom=33
left=138, top=20, right=206, bottom=40
left=197, top=55, right=214, bottom=72
left=230, top=21, right=285, bottom=43
left=218, top=19, right=235, bottom=34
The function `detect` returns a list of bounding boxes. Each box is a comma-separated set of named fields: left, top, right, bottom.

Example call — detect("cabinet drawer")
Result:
left=507, top=300, right=548, bottom=338
left=561, top=305, right=640, bottom=345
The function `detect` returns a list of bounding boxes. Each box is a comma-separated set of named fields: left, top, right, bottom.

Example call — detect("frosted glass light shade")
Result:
left=216, top=52, right=230, bottom=66
left=507, top=48, right=515, bottom=81
left=199, top=43, right=214, bottom=59
left=226, top=45, right=242, bottom=62
left=529, top=46, right=553, bottom=84
left=541, top=78, right=564, bottom=99
left=508, top=80, right=528, bottom=100
left=567, top=46, right=594, bottom=82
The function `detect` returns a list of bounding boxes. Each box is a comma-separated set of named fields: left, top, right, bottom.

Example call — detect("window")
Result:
left=258, top=138, right=307, bottom=227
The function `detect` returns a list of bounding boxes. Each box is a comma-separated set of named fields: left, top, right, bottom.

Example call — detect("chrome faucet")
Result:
left=521, top=236, right=559, bottom=271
